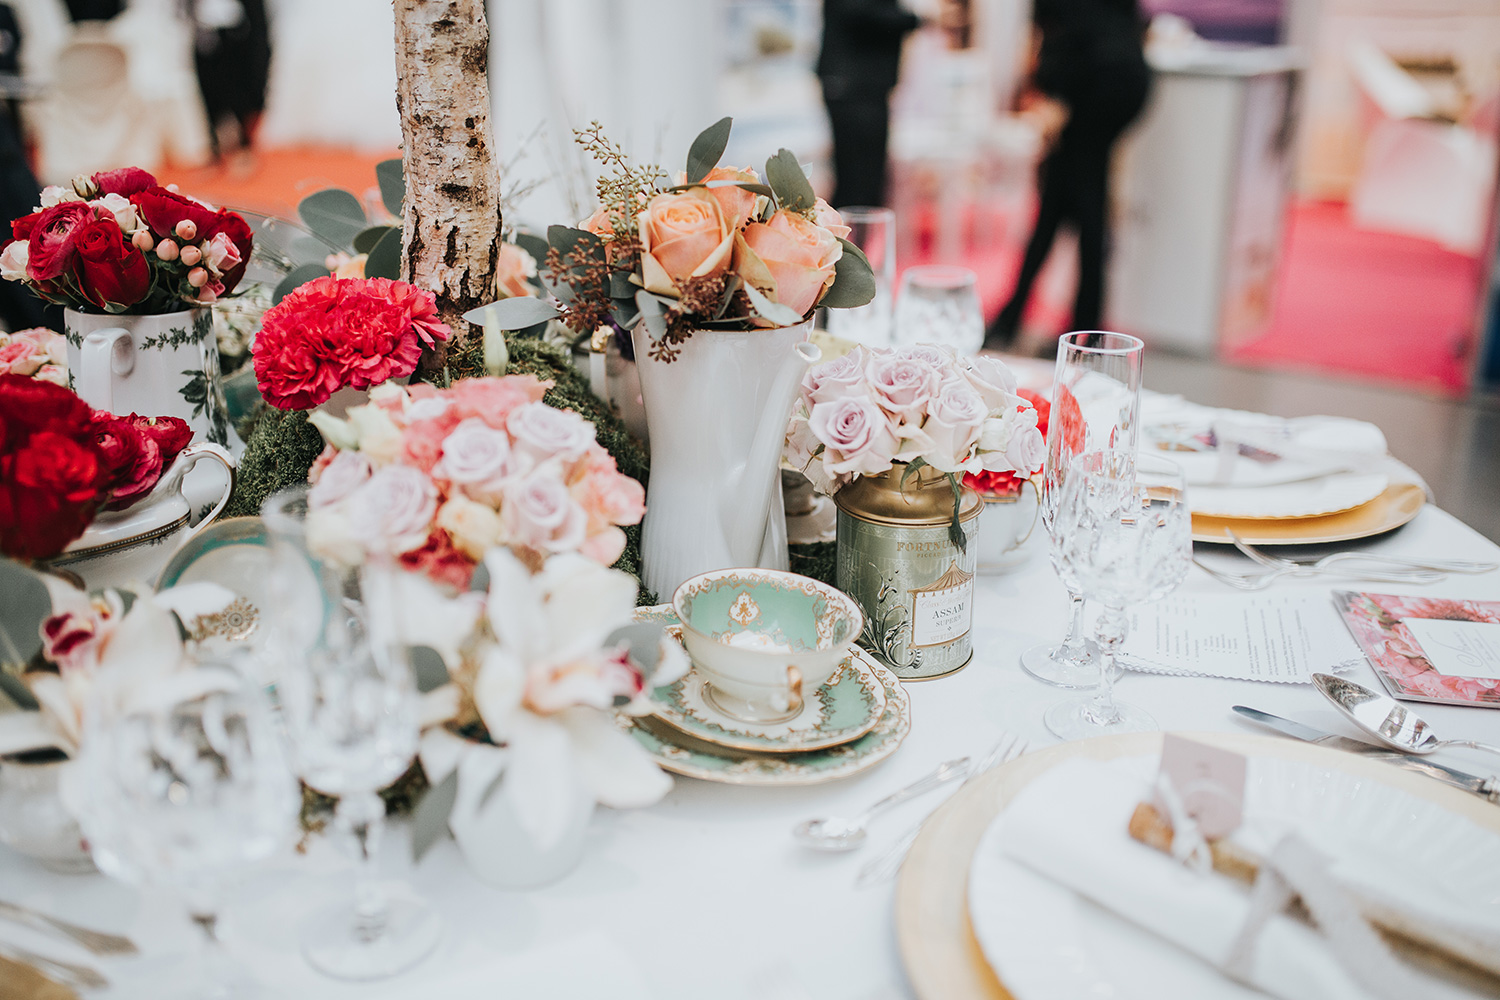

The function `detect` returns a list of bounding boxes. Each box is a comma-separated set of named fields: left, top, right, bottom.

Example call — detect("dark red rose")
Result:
left=12, top=431, right=104, bottom=504
left=11, top=210, right=44, bottom=243
left=0, top=373, right=96, bottom=437
left=91, top=167, right=158, bottom=198
left=202, top=209, right=254, bottom=294
left=26, top=202, right=95, bottom=281
left=129, top=186, right=220, bottom=240
left=90, top=413, right=162, bottom=510
left=135, top=414, right=192, bottom=463
left=0, top=376, right=112, bottom=560
left=73, top=218, right=151, bottom=309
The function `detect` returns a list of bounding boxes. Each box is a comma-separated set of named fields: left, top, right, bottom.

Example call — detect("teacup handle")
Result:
left=783, top=665, right=803, bottom=717
left=1016, top=477, right=1042, bottom=546
left=77, top=328, right=134, bottom=413
left=155, top=442, right=237, bottom=547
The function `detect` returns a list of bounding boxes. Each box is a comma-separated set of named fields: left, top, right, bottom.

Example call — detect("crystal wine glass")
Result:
left=1019, top=330, right=1145, bottom=688
left=893, top=265, right=984, bottom=354
left=1043, top=451, right=1191, bottom=739
left=261, top=485, right=441, bottom=981
left=71, top=661, right=298, bottom=998
left=825, top=206, right=896, bottom=348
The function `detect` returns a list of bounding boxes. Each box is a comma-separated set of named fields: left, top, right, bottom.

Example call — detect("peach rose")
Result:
left=580, top=207, right=615, bottom=238
left=495, top=242, right=538, bottom=299
left=636, top=188, right=734, bottom=297
left=813, top=198, right=852, bottom=241
left=700, top=166, right=762, bottom=231
left=737, top=209, right=843, bottom=318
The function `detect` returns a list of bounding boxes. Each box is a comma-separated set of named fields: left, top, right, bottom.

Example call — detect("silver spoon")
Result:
left=792, top=756, right=970, bottom=852
left=1313, top=673, right=1500, bottom=759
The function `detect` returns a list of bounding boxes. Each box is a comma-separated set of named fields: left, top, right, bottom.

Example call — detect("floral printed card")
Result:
left=1334, top=592, right=1500, bottom=708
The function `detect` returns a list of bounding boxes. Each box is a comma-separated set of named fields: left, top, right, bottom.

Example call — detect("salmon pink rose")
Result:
left=700, top=166, right=762, bottom=231
left=579, top=207, right=615, bottom=237
left=447, top=375, right=550, bottom=430
left=636, top=188, right=734, bottom=297
left=495, top=242, right=538, bottom=298
left=812, top=199, right=852, bottom=240
left=738, top=209, right=843, bottom=318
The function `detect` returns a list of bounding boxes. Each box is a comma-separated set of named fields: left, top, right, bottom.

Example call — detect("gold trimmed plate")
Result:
left=1191, top=481, right=1424, bottom=546
left=894, top=730, right=1500, bottom=1000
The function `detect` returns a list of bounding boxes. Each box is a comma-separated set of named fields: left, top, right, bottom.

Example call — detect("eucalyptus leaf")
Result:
left=715, top=274, right=742, bottom=319
left=764, top=149, right=815, bottom=214
left=514, top=231, right=551, bottom=268
left=686, top=116, right=733, bottom=184
left=899, top=457, right=928, bottom=491
left=297, top=189, right=367, bottom=249
left=547, top=225, right=602, bottom=261
left=272, top=263, right=331, bottom=304
left=819, top=238, right=877, bottom=309
left=609, top=271, right=637, bottom=300
left=352, top=225, right=394, bottom=255
left=411, top=769, right=459, bottom=862
left=375, top=158, right=405, bottom=217
left=409, top=646, right=449, bottom=693
left=0, top=561, right=49, bottom=673
left=0, top=671, right=36, bottom=712
left=744, top=283, right=804, bottom=328
left=363, top=226, right=403, bottom=280
left=635, top=289, right=668, bottom=342
left=727, top=182, right=775, bottom=198
left=463, top=296, right=562, bottom=330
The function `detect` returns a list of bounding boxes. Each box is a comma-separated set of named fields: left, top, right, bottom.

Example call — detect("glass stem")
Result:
left=1087, top=606, right=1127, bottom=725
left=1057, top=594, right=1086, bottom=657
left=341, top=791, right=389, bottom=945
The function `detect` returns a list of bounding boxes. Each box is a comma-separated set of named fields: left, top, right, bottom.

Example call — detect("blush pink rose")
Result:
left=495, top=242, right=538, bottom=299
left=501, top=469, right=587, bottom=554
left=434, top=417, right=512, bottom=503
left=636, top=187, right=734, bottom=296
left=309, top=449, right=373, bottom=507
left=739, top=209, right=843, bottom=318
left=1003, top=408, right=1046, bottom=476
left=866, top=353, right=940, bottom=421
left=203, top=231, right=243, bottom=278
left=0, top=340, right=40, bottom=376
left=447, top=375, right=551, bottom=430
left=579, top=527, right=628, bottom=566
left=507, top=401, right=596, bottom=470
left=809, top=396, right=900, bottom=478
left=345, top=464, right=438, bottom=555
left=920, top=379, right=986, bottom=473
left=400, top=417, right=451, bottom=472
left=960, top=354, right=1019, bottom=411
left=572, top=467, right=645, bottom=533
left=812, top=198, right=852, bottom=241
left=0, top=240, right=28, bottom=281
left=800, top=347, right=868, bottom=406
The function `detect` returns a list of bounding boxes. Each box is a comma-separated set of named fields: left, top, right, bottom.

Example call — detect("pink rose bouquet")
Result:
left=303, top=377, right=644, bottom=589
left=0, top=327, right=68, bottom=385
left=251, top=275, right=452, bottom=410
left=472, top=118, right=876, bottom=361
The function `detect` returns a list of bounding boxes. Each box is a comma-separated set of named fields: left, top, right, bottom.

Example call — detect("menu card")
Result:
left=1334, top=591, right=1500, bottom=708
left=1120, top=592, right=1365, bottom=683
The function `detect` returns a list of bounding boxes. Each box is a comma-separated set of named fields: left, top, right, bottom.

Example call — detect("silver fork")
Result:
left=1192, top=557, right=1440, bottom=591
left=1228, top=531, right=1497, bottom=576
left=0, top=898, right=137, bottom=956
left=0, top=938, right=108, bottom=990
left=855, top=732, right=1027, bottom=888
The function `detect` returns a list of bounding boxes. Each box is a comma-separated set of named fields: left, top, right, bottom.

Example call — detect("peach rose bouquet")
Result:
left=470, top=118, right=876, bottom=362
left=301, top=376, right=645, bottom=590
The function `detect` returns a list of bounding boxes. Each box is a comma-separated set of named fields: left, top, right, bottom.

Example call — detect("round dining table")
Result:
left=4, top=490, right=1499, bottom=1000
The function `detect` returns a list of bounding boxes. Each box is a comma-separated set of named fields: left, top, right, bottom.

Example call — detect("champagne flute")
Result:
left=1044, top=451, right=1191, bottom=738
left=261, top=485, right=441, bottom=981
left=826, top=206, right=896, bottom=348
left=1019, top=331, right=1145, bottom=687
left=71, top=661, right=298, bottom=998
left=893, top=265, right=984, bottom=354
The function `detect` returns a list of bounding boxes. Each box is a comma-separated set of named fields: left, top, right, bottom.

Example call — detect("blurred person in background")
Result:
left=819, top=0, right=965, bottom=208
left=985, top=0, right=1150, bottom=349
left=0, top=3, right=51, bottom=332
left=190, top=0, right=270, bottom=169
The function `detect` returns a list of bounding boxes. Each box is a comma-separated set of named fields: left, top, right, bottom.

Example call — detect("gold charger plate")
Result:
left=1191, top=481, right=1424, bottom=546
left=894, top=729, right=1500, bottom=1000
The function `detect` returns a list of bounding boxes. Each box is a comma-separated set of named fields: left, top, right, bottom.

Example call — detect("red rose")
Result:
left=91, top=413, right=162, bottom=509
left=201, top=209, right=254, bottom=294
left=1018, top=387, right=1050, bottom=440
left=73, top=218, right=151, bottom=309
left=11, top=210, right=43, bottom=243
left=0, top=372, right=96, bottom=437
left=25, top=202, right=95, bottom=281
left=136, top=414, right=192, bottom=461
left=129, top=186, right=220, bottom=240
left=91, top=167, right=158, bottom=198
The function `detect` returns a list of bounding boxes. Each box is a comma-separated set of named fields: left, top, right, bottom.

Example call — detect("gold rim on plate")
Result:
left=893, top=729, right=1500, bottom=1000
left=1191, top=481, right=1424, bottom=546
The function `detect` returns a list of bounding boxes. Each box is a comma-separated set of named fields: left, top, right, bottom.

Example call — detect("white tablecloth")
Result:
left=4, top=507, right=1499, bottom=1000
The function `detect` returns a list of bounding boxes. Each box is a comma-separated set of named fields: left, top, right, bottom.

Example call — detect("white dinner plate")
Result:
left=1188, top=471, right=1389, bottom=519
left=967, top=753, right=1500, bottom=1000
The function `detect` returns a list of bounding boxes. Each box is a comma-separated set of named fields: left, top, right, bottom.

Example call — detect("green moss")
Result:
left=224, top=406, right=326, bottom=518
left=788, top=541, right=837, bottom=588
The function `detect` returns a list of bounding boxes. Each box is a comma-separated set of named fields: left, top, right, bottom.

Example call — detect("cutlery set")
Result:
left=0, top=897, right=134, bottom=991
left=1196, top=532, right=1497, bottom=591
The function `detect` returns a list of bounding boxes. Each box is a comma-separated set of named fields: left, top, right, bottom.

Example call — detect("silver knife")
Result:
left=1232, top=705, right=1500, bottom=804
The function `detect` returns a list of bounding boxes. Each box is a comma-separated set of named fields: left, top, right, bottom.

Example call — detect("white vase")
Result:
left=64, top=307, right=228, bottom=447
left=975, top=482, right=1041, bottom=574
left=631, top=322, right=820, bottom=600
left=447, top=761, right=595, bottom=890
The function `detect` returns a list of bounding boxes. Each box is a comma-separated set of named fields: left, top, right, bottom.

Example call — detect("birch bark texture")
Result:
left=393, top=0, right=503, bottom=367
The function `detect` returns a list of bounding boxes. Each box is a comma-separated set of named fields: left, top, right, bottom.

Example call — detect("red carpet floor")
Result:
left=1223, top=201, right=1483, bottom=397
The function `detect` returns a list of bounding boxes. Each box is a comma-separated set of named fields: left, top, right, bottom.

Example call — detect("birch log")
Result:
left=394, top=0, right=503, bottom=369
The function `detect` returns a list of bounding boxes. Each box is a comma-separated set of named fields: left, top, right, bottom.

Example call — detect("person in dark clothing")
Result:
left=985, top=0, right=1150, bottom=348
left=0, top=4, right=53, bottom=333
left=191, top=0, right=271, bottom=161
left=817, top=0, right=924, bottom=208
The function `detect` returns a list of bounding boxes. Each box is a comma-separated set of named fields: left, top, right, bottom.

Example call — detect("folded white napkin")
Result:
left=996, top=757, right=1495, bottom=1000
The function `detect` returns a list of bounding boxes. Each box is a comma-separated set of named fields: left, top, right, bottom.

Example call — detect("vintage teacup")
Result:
left=671, top=568, right=863, bottom=723
left=45, top=442, right=236, bottom=591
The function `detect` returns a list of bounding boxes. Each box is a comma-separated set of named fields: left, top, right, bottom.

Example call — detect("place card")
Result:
left=1153, top=734, right=1246, bottom=838
left=1335, top=592, right=1500, bottom=708
left=1120, top=592, right=1365, bottom=683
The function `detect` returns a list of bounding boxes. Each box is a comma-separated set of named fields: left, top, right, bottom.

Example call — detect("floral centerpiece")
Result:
left=0, top=328, right=68, bottom=385
left=298, top=376, right=644, bottom=590
left=785, top=346, right=1044, bottom=543
left=962, top=387, right=1050, bottom=498
left=1, top=167, right=253, bottom=313
left=0, top=375, right=192, bottom=562
left=474, top=117, right=874, bottom=360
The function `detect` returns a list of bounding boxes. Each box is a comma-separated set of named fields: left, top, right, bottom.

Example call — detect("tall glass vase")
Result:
left=631, top=321, right=820, bottom=600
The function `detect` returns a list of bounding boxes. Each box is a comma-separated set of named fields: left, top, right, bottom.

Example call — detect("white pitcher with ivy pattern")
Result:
left=63, top=307, right=228, bottom=446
